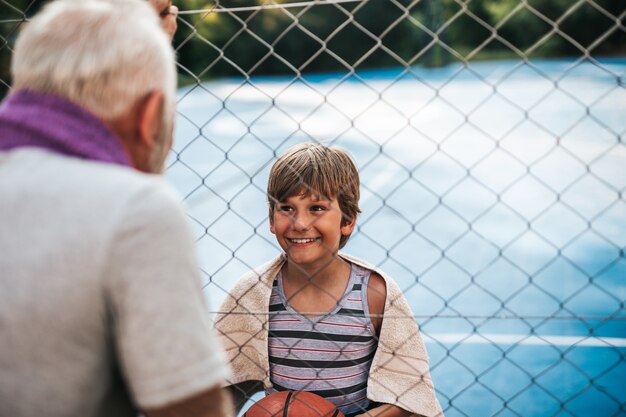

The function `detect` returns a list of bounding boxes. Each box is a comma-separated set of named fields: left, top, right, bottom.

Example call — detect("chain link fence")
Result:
left=2, top=0, right=625, bottom=416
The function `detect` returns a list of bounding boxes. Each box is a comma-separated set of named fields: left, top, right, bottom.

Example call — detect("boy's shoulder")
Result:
left=339, top=252, right=398, bottom=286
left=340, top=252, right=411, bottom=309
left=228, top=252, right=404, bottom=302
left=339, top=252, right=377, bottom=271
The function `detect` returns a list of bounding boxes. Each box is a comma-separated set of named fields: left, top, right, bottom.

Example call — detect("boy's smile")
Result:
left=287, top=237, right=319, bottom=245
left=270, top=192, right=355, bottom=269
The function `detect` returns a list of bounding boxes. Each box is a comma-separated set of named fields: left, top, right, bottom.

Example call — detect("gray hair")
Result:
left=11, top=0, right=176, bottom=122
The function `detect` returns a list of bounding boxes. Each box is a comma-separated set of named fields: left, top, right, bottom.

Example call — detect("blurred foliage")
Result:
left=1, top=0, right=625, bottom=97
left=172, top=0, right=625, bottom=83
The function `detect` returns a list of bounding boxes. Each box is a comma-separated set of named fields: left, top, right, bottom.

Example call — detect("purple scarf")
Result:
left=0, top=90, right=131, bottom=166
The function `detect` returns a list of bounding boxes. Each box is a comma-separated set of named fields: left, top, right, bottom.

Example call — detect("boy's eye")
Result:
left=310, top=205, right=326, bottom=212
left=277, top=205, right=293, bottom=212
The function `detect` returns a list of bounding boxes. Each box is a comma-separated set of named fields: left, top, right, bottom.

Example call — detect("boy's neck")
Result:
left=283, top=256, right=351, bottom=288
left=281, top=256, right=352, bottom=315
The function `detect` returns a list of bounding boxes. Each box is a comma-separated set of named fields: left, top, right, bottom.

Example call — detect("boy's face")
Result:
left=270, top=192, right=355, bottom=269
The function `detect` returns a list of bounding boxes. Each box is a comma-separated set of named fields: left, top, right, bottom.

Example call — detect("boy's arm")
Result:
left=365, top=274, right=425, bottom=417
left=355, top=404, right=423, bottom=417
left=367, top=272, right=387, bottom=335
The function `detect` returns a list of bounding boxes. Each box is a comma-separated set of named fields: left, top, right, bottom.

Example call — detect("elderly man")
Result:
left=0, top=1, right=233, bottom=417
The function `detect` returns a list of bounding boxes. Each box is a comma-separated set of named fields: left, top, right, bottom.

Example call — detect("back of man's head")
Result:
left=11, top=0, right=176, bottom=124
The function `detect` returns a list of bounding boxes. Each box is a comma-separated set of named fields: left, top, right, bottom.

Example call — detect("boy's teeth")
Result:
left=291, top=238, right=316, bottom=244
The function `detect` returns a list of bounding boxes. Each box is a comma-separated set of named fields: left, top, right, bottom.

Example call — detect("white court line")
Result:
left=424, top=333, right=626, bottom=348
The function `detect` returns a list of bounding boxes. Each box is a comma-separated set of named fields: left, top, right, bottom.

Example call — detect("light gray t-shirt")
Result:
left=0, top=149, right=230, bottom=417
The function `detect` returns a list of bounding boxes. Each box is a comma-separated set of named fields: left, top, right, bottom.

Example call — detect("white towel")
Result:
left=215, top=253, right=444, bottom=417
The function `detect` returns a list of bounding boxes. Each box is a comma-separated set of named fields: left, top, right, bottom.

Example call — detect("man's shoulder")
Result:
left=55, top=151, right=167, bottom=192
left=1, top=149, right=185, bottom=238
left=5, top=148, right=177, bottom=204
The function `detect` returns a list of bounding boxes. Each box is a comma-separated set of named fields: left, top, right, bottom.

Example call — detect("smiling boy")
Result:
left=216, top=143, right=443, bottom=417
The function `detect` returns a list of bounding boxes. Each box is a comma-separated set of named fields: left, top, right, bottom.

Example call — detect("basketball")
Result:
left=243, top=391, right=345, bottom=417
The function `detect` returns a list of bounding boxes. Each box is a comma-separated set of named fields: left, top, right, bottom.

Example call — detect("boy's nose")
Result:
left=293, top=213, right=311, bottom=231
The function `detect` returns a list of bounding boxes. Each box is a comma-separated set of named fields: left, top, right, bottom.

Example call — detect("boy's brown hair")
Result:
left=267, top=142, right=361, bottom=249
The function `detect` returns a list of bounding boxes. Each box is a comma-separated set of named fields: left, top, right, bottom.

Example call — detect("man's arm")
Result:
left=106, top=183, right=231, bottom=413
left=144, top=386, right=234, bottom=417
left=148, top=0, right=178, bottom=39
left=227, top=381, right=264, bottom=413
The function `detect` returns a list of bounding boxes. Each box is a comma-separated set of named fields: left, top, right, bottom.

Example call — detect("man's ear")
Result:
left=137, top=90, right=165, bottom=147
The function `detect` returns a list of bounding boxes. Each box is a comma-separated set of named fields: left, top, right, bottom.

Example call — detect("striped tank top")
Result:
left=267, top=264, right=378, bottom=417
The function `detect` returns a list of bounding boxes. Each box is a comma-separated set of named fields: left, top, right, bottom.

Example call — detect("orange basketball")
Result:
left=243, top=391, right=345, bottom=417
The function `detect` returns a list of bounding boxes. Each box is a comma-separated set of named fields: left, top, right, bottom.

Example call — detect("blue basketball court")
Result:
left=168, top=58, right=626, bottom=417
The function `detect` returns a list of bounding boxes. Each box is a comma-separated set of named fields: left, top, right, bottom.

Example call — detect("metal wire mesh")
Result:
left=1, top=0, right=625, bottom=416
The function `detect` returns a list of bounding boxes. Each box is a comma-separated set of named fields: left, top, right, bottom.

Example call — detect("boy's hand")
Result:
left=149, top=0, right=178, bottom=40
left=353, top=404, right=417, bottom=417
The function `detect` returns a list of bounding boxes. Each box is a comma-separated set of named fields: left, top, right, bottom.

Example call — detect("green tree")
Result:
left=2, top=0, right=624, bottom=98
